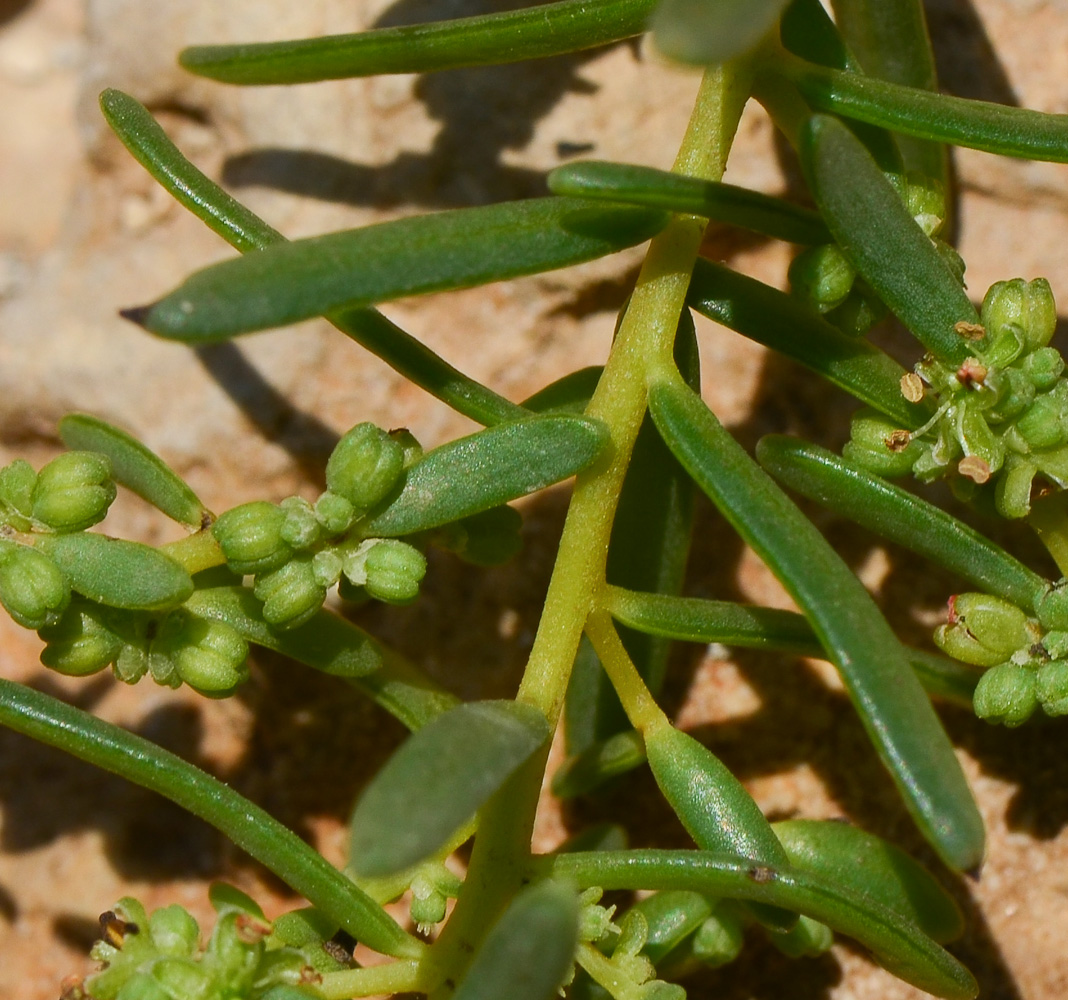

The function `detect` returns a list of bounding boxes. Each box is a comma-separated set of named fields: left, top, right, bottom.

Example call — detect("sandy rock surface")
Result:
left=1, top=0, right=1068, bottom=997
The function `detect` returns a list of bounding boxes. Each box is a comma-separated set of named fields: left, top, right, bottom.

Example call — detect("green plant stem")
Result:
left=584, top=609, right=663, bottom=732
left=0, top=678, right=424, bottom=961
left=318, top=960, right=427, bottom=999
left=1028, top=491, right=1068, bottom=577
left=161, top=528, right=224, bottom=574
left=425, top=64, right=750, bottom=998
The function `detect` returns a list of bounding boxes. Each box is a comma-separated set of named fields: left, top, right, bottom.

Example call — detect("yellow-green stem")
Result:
left=319, top=959, right=426, bottom=999
left=1029, top=491, right=1068, bottom=576
left=585, top=609, right=665, bottom=732
left=425, top=63, right=750, bottom=999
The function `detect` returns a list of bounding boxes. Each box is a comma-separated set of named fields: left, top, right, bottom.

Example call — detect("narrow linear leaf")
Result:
left=59, top=413, right=208, bottom=529
left=828, top=0, right=944, bottom=181
left=367, top=415, right=608, bottom=536
left=542, top=850, right=977, bottom=1000
left=780, top=0, right=856, bottom=70
left=552, top=729, right=647, bottom=799
left=772, top=819, right=963, bottom=943
left=548, top=160, right=829, bottom=244
left=100, top=89, right=525, bottom=427
left=782, top=56, right=1068, bottom=164
left=0, top=678, right=423, bottom=960
left=133, top=197, right=667, bottom=342
left=647, top=374, right=984, bottom=872
left=756, top=435, right=1047, bottom=611
left=179, top=0, right=656, bottom=84
left=350, top=700, right=549, bottom=877
left=36, top=533, right=193, bottom=611
left=452, top=880, right=579, bottom=1000
left=686, top=259, right=926, bottom=428
left=652, top=0, right=790, bottom=65
left=605, top=586, right=980, bottom=707
left=186, top=586, right=456, bottom=731
left=801, top=114, right=977, bottom=364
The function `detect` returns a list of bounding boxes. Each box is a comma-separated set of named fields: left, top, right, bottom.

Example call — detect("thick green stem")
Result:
left=425, top=64, right=750, bottom=999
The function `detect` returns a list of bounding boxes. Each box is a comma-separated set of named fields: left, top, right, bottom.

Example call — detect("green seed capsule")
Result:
left=254, top=557, right=326, bottom=630
left=113, top=642, right=149, bottom=684
left=1035, top=581, right=1068, bottom=630
left=904, top=172, right=946, bottom=236
left=314, top=491, right=355, bottom=535
left=788, top=244, right=856, bottom=313
left=38, top=601, right=122, bottom=676
left=690, top=907, right=745, bottom=969
left=325, top=423, right=405, bottom=511
left=410, top=886, right=447, bottom=929
left=213, top=501, right=294, bottom=576
left=631, top=891, right=712, bottom=965
left=0, top=544, right=70, bottom=630
left=279, top=496, right=322, bottom=550
left=0, top=458, right=37, bottom=520
left=1020, top=346, right=1065, bottom=391
left=148, top=905, right=201, bottom=958
left=842, top=408, right=920, bottom=478
left=1015, top=392, right=1068, bottom=451
left=994, top=454, right=1038, bottom=519
left=981, top=277, right=1057, bottom=357
left=973, top=661, right=1038, bottom=727
left=1036, top=660, right=1068, bottom=716
left=112, top=970, right=172, bottom=1000
left=31, top=451, right=116, bottom=533
left=166, top=616, right=250, bottom=695
left=362, top=539, right=427, bottom=605
left=934, top=593, right=1031, bottom=667
left=205, top=911, right=263, bottom=993
left=148, top=956, right=215, bottom=999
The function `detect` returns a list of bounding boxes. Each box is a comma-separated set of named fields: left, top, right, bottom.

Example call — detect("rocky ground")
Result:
left=1, top=0, right=1068, bottom=997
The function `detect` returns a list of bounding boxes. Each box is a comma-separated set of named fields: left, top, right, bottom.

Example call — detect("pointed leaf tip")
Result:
left=119, top=305, right=153, bottom=328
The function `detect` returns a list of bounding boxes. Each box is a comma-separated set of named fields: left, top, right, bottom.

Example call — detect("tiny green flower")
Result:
left=788, top=244, right=856, bottom=314
left=362, top=539, right=427, bottom=605
left=325, top=422, right=405, bottom=511
left=280, top=496, right=322, bottom=550
left=0, top=543, right=70, bottom=630
left=254, top=556, right=326, bottom=629
left=213, top=501, right=294, bottom=576
left=38, top=600, right=122, bottom=676
left=973, top=661, right=1038, bottom=727
left=314, top=490, right=356, bottom=535
left=934, top=593, right=1032, bottom=667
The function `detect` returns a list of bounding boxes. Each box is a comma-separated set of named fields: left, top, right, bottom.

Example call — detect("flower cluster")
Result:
left=69, top=887, right=342, bottom=1000
left=213, top=422, right=521, bottom=630
left=790, top=172, right=956, bottom=337
left=934, top=586, right=1068, bottom=726
left=845, top=277, right=1066, bottom=518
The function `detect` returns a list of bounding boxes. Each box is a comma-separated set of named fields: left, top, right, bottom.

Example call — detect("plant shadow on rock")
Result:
left=220, top=0, right=632, bottom=210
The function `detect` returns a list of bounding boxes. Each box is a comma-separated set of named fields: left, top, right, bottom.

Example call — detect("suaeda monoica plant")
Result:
left=5, top=0, right=1068, bottom=997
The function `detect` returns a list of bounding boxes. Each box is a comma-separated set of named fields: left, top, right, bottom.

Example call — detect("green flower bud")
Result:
left=1015, top=392, right=1068, bottom=450
left=823, top=286, right=888, bottom=338
left=842, top=408, right=920, bottom=478
left=905, top=172, right=945, bottom=236
left=31, top=451, right=116, bottom=532
left=954, top=402, right=1003, bottom=473
left=0, top=458, right=37, bottom=523
left=325, top=423, right=405, bottom=511
left=147, top=647, right=181, bottom=688
left=147, top=957, right=214, bottom=999
left=111, top=971, right=172, bottom=1000
left=1042, top=629, right=1068, bottom=660
left=156, top=614, right=249, bottom=695
left=788, top=244, right=856, bottom=313
left=254, top=556, right=325, bottom=630
left=311, top=548, right=343, bottom=588
left=280, top=496, right=322, bottom=551
left=768, top=914, right=833, bottom=959
left=973, top=661, right=1038, bottom=727
left=390, top=428, right=424, bottom=468
left=314, top=491, right=356, bottom=535
left=984, top=367, right=1035, bottom=423
left=362, top=539, right=427, bottom=605
left=409, top=886, right=447, bottom=929
left=690, top=907, right=744, bottom=969
left=981, top=277, right=1057, bottom=358
left=148, top=905, right=201, bottom=958
left=0, top=544, right=70, bottom=630
left=933, top=593, right=1032, bottom=667
left=38, top=600, right=122, bottom=676
left=993, top=454, right=1038, bottom=519
left=631, top=891, right=711, bottom=965
left=1037, top=660, right=1068, bottom=716
left=1036, top=581, right=1068, bottom=630
left=205, top=911, right=263, bottom=993
left=1020, top=346, right=1065, bottom=391
left=213, top=501, right=294, bottom=576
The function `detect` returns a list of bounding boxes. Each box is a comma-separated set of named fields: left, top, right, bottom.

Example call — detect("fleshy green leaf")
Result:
left=100, top=89, right=522, bottom=427
left=652, top=0, right=790, bottom=65
left=0, top=678, right=423, bottom=960
left=779, top=54, right=1068, bottom=164
left=647, top=373, right=984, bottom=872
left=548, top=161, right=829, bottom=244
left=451, top=880, right=579, bottom=1000
left=755, top=435, right=1047, bottom=611
left=800, top=114, right=977, bottom=364
left=179, top=0, right=656, bottom=84
left=36, top=533, right=193, bottom=611
left=542, top=850, right=977, bottom=1000
left=772, top=819, right=963, bottom=943
left=686, top=259, right=926, bottom=428
left=349, top=700, right=549, bottom=877
left=58, top=414, right=208, bottom=529
left=366, top=415, right=608, bottom=536
left=130, top=198, right=667, bottom=342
